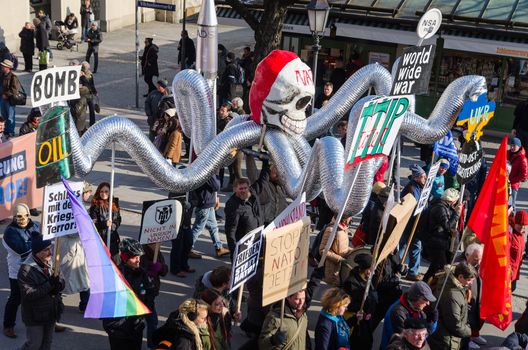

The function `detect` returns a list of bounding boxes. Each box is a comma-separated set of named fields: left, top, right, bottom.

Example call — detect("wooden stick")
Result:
left=52, top=237, right=61, bottom=276
left=279, top=298, right=285, bottom=330
left=153, top=242, right=160, bottom=263
left=235, top=283, right=244, bottom=326
left=107, top=142, right=116, bottom=249
left=400, top=211, right=422, bottom=264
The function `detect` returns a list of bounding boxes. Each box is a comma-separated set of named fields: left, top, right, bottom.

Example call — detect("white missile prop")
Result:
left=196, top=0, right=218, bottom=85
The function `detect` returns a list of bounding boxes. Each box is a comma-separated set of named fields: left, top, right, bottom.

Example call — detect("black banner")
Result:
left=456, top=139, right=483, bottom=184
left=391, top=45, right=436, bottom=96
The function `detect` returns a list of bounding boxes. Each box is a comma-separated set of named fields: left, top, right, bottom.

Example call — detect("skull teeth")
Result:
left=280, top=115, right=306, bottom=135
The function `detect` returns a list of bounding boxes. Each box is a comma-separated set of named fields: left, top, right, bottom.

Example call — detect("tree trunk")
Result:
left=252, top=1, right=290, bottom=66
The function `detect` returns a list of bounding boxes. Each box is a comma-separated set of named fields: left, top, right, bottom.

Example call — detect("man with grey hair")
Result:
left=463, top=243, right=486, bottom=349
left=85, top=22, right=102, bottom=73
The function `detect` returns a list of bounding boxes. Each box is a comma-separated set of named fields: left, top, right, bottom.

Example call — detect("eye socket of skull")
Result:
left=296, top=96, right=312, bottom=111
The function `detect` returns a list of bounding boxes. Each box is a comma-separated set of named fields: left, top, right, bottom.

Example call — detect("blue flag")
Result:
left=434, top=131, right=458, bottom=175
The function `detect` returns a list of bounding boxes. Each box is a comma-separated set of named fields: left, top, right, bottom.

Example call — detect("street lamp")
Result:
left=307, top=0, right=330, bottom=113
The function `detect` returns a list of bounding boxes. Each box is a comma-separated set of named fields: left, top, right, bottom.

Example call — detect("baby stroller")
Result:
left=54, top=21, right=78, bottom=51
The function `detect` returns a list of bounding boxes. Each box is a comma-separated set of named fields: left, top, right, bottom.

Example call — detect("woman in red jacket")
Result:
left=510, top=210, right=528, bottom=291
left=507, top=138, right=528, bottom=212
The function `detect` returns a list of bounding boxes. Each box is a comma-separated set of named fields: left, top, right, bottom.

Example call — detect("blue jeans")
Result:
left=145, top=305, right=158, bottom=348
left=0, top=99, right=16, bottom=136
left=399, top=229, right=422, bottom=276
left=511, top=188, right=519, bottom=213
left=190, top=207, right=222, bottom=249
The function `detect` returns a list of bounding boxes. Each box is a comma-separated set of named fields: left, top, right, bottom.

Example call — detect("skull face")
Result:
left=14, top=204, right=30, bottom=228
left=260, top=58, right=314, bottom=135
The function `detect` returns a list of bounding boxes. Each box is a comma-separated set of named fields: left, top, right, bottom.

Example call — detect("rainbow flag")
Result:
left=62, top=178, right=151, bottom=318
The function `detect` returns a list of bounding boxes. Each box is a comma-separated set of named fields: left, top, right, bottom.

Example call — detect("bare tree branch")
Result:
left=224, top=0, right=260, bottom=32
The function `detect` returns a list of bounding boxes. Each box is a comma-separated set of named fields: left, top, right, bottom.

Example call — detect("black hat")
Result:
left=407, top=281, right=437, bottom=302
left=403, top=317, right=428, bottom=330
left=157, top=78, right=169, bottom=88
left=226, top=52, right=235, bottom=62
left=354, top=253, right=373, bottom=270
left=31, top=235, right=52, bottom=254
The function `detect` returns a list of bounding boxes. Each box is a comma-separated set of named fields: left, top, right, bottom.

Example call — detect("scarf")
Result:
left=399, top=294, right=420, bottom=318
left=321, top=311, right=350, bottom=349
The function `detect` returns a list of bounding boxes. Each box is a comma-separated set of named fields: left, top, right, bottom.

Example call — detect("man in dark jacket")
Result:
left=387, top=318, right=431, bottom=350
left=1, top=59, right=20, bottom=137
left=177, top=30, right=195, bottom=69
left=399, top=164, right=427, bottom=281
left=103, top=238, right=155, bottom=350
left=381, top=281, right=438, bottom=350
left=145, top=79, right=168, bottom=141
left=19, top=108, right=41, bottom=136
left=428, top=262, right=475, bottom=350
left=18, top=235, right=64, bottom=350
left=251, top=159, right=288, bottom=226
left=422, top=188, right=462, bottom=283
left=362, top=184, right=391, bottom=245
left=218, top=52, right=239, bottom=104
left=80, top=0, right=94, bottom=41
left=224, top=177, right=263, bottom=259
left=189, top=175, right=230, bottom=259
left=19, top=22, right=35, bottom=72
left=85, top=22, right=102, bottom=73
left=140, top=38, right=159, bottom=95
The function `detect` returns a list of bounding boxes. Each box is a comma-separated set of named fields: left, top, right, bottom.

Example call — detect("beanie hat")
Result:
left=372, top=181, right=386, bottom=195
left=354, top=253, right=373, bottom=270
left=510, top=137, right=522, bottom=147
left=409, top=164, right=425, bottom=178
left=442, top=188, right=459, bottom=202
left=249, top=50, right=310, bottom=126
left=404, top=317, right=428, bottom=330
left=439, top=159, right=450, bottom=169
left=32, top=235, right=52, bottom=254
left=515, top=210, right=528, bottom=226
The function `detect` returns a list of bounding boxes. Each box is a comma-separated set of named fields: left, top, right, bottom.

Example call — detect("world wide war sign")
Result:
left=262, top=217, right=310, bottom=307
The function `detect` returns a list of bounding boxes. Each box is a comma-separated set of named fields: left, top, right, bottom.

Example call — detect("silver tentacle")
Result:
left=304, top=63, right=392, bottom=140
left=70, top=112, right=261, bottom=192
left=172, top=69, right=216, bottom=154
left=400, top=75, right=487, bottom=143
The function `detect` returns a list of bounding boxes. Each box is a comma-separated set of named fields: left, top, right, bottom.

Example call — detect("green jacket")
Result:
left=258, top=304, right=308, bottom=350
left=199, top=325, right=213, bottom=350
left=429, top=275, right=472, bottom=350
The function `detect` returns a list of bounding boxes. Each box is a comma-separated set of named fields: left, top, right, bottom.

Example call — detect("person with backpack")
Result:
left=219, top=52, right=240, bottom=104
left=1, top=59, right=21, bottom=138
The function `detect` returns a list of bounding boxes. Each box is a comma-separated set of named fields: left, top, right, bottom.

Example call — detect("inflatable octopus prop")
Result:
left=69, top=50, right=486, bottom=217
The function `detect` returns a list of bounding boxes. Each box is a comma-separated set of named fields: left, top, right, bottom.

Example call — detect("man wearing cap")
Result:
left=399, top=164, right=427, bottom=281
left=145, top=78, right=168, bottom=141
left=18, top=235, right=65, bottom=350
left=423, top=188, right=462, bottom=283
left=387, top=318, right=431, bottom=350
left=1, top=204, right=40, bottom=338
left=1, top=58, right=20, bottom=138
left=507, top=137, right=528, bottom=212
left=140, top=37, right=159, bottom=95
left=343, top=253, right=378, bottom=349
left=431, top=159, right=450, bottom=199
left=380, top=281, right=438, bottom=350
left=428, top=262, right=476, bottom=350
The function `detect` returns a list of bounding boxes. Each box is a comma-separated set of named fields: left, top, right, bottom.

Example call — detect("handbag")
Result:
left=9, top=78, right=27, bottom=106
left=94, top=95, right=100, bottom=113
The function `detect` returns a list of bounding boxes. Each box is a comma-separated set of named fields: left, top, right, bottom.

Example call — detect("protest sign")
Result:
left=0, top=133, right=43, bottom=220
left=457, top=139, right=483, bottom=184
left=391, top=45, right=436, bottom=96
left=263, top=192, right=306, bottom=235
left=42, top=181, right=83, bottom=239
left=229, top=227, right=264, bottom=294
left=36, top=106, right=75, bottom=188
left=416, top=8, right=442, bottom=40
left=414, top=162, right=440, bottom=216
left=346, top=95, right=410, bottom=168
left=456, top=93, right=496, bottom=141
left=433, top=131, right=458, bottom=176
left=377, top=193, right=416, bottom=264
left=31, top=65, right=81, bottom=107
left=139, top=199, right=182, bottom=244
left=262, top=217, right=310, bottom=306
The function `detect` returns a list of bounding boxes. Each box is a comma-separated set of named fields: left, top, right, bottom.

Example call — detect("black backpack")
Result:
left=309, top=224, right=329, bottom=264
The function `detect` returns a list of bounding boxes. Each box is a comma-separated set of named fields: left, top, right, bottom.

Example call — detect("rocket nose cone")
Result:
left=197, top=0, right=218, bottom=26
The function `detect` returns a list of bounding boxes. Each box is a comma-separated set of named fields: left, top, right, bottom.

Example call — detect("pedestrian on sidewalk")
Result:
left=18, top=236, right=64, bottom=350
left=19, top=22, right=35, bottom=72
left=177, top=30, right=195, bottom=69
left=80, top=0, right=94, bottom=42
left=33, top=18, right=49, bottom=70
left=145, top=78, right=168, bottom=141
left=1, top=59, right=21, bottom=138
left=85, top=22, right=102, bottom=73
left=189, top=174, right=230, bottom=259
left=140, top=37, right=159, bottom=95
left=36, top=9, right=53, bottom=60
left=1, top=204, right=40, bottom=339
left=80, top=61, right=98, bottom=126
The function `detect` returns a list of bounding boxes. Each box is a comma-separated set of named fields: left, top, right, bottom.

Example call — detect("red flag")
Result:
left=467, top=135, right=511, bottom=330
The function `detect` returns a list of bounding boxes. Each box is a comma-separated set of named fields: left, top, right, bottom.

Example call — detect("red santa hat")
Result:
left=249, top=50, right=304, bottom=125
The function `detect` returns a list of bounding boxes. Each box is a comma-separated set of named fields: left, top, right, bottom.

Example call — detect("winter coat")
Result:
left=193, top=271, right=236, bottom=316
left=2, top=220, right=40, bottom=279
left=315, top=311, right=350, bottom=350
left=362, top=193, right=386, bottom=246
left=19, top=120, right=38, bottom=135
left=19, top=27, right=35, bottom=55
left=1, top=71, right=19, bottom=102
left=18, top=254, right=65, bottom=326
left=141, top=43, right=159, bottom=76
left=177, top=37, right=196, bottom=67
left=387, top=334, right=431, bottom=350
left=224, top=191, right=262, bottom=252
left=164, top=127, right=183, bottom=164
left=80, top=72, right=97, bottom=95
left=510, top=227, right=525, bottom=281
left=251, top=159, right=288, bottom=225
left=80, top=4, right=93, bottom=27
left=58, top=234, right=89, bottom=294
left=508, top=147, right=528, bottom=190
left=319, top=224, right=354, bottom=286
left=86, top=28, right=102, bottom=48
left=155, top=313, right=198, bottom=350
left=428, top=275, right=471, bottom=350
left=423, top=198, right=459, bottom=252
left=190, top=176, right=220, bottom=209
left=89, top=198, right=122, bottom=256
left=431, top=174, right=445, bottom=199
left=145, top=90, right=163, bottom=125
left=103, top=263, right=155, bottom=338
left=157, top=94, right=175, bottom=119
left=401, top=178, right=423, bottom=202
left=502, top=332, right=528, bottom=350
left=207, top=311, right=232, bottom=350
left=380, top=293, right=437, bottom=350
left=258, top=304, right=308, bottom=350
left=35, top=21, right=49, bottom=51
left=140, top=245, right=168, bottom=296
left=64, top=16, right=78, bottom=31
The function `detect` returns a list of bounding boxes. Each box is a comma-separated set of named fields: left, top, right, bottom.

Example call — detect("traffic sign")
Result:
left=137, top=1, right=176, bottom=11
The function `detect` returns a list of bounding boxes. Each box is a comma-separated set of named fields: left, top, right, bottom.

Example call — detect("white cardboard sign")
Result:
left=31, top=66, right=81, bottom=107
left=139, top=199, right=182, bottom=244
left=42, top=181, right=83, bottom=239
left=414, top=162, right=440, bottom=216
